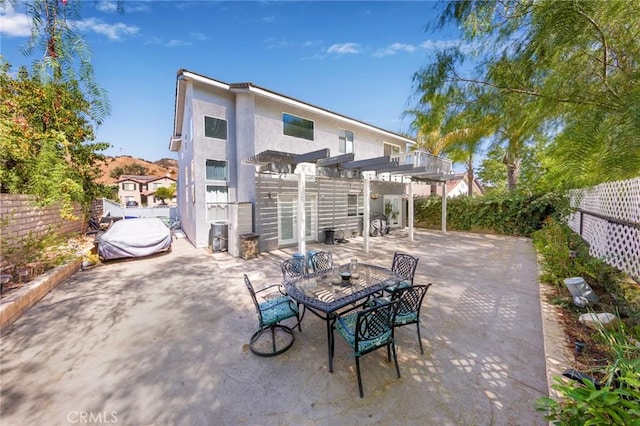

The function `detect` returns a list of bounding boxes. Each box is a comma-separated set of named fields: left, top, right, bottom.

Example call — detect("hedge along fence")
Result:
left=0, top=194, right=85, bottom=254
left=413, top=191, right=569, bottom=236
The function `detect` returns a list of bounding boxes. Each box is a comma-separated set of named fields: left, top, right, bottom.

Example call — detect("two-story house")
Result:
left=117, top=175, right=177, bottom=207
left=169, top=69, right=452, bottom=256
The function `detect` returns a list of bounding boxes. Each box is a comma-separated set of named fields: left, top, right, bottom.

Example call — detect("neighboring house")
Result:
left=117, top=175, right=177, bottom=207
left=170, top=69, right=453, bottom=256
left=412, top=173, right=485, bottom=198
left=445, top=173, right=484, bottom=198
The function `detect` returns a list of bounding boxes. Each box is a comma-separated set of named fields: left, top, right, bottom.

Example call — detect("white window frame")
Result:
left=205, top=159, right=229, bottom=222
left=204, top=116, right=228, bottom=140
left=122, top=182, right=136, bottom=191
left=339, top=129, right=354, bottom=154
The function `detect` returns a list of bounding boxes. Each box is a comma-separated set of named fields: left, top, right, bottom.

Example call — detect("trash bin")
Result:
left=324, top=228, right=335, bottom=245
left=564, top=277, right=599, bottom=304
left=239, top=233, right=260, bottom=260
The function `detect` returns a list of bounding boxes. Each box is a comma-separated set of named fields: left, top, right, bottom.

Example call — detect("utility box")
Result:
left=228, top=202, right=253, bottom=258
left=239, top=233, right=260, bottom=260
left=209, top=223, right=228, bottom=252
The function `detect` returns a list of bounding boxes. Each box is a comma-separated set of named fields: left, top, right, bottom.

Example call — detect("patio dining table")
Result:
left=284, top=263, right=403, bottom=372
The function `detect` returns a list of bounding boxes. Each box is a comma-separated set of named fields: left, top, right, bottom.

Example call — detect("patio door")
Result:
left=383, top=195, right=401, bottom=227
left=277, top=194, right=317, bottom=246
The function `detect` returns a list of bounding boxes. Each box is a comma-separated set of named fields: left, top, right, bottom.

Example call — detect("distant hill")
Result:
left=97, top=155, right=178, bottom=185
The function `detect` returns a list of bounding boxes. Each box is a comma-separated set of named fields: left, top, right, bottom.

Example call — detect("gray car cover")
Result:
left=98, top=217, right=172, bottom=260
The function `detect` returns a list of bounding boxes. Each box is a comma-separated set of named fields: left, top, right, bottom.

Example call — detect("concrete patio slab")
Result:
left=0, top=229, right=548, bottom=425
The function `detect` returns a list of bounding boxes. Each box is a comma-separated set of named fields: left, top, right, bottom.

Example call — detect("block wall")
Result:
left=0, top=194, right=84, bottom=250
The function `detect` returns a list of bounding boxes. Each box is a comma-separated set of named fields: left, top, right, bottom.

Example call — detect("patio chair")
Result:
left=390, top=284, right=431, bottom=354
left=383, top=252, right=419, bottom=295
left=332, top=300, right=401, bottom=398
left=244, top=274, right=301, bottom=357
left=308, top=251, right=334, bottom=273
left=280, top=257, right=307, bottom=282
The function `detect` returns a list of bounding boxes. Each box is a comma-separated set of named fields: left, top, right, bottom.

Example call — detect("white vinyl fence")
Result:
left=567, top=177, right=640, bottom=280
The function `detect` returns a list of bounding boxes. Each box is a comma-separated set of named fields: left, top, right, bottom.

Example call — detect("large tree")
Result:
left=0, top=62, right=109, bottom=217
left=414, top=0, right=640, bottom=189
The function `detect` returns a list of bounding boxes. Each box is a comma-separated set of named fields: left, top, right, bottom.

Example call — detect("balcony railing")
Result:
left=392, top=151, right=453, bottom=174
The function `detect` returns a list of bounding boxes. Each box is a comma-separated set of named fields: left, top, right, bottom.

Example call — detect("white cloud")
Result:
left=190, top=32, right=207, bottom=41
left=373, top=43, right=417, bottom=57
left=327, top=43, right=361, bottom=54
left=73, top=18, right=139, bottom=41
left=96, top=1, right=118, bottom=13
left=0, top=3, right=31, bottom=37
left=420, top=40, right=459, bottom=50
left=263, top=38, right=321, bottom=49
left=166, top=39, right=192, bottom=48
left=260, top=16, right=275, bottom=23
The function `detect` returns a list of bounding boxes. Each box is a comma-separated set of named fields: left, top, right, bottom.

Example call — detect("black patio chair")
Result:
left=390, top=284, right=432, bottom=354
left=244, top=274, right=301, bottom=357
left=332, top=300, right=401, bottom=398
left=308, top=251, right=334, bottom=273
left=280, top=257, right=307, bottom=282
left=383, top=252, right=419, bottom=295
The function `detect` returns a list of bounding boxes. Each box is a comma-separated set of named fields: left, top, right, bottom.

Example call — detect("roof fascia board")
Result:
left=249, top=86, right=413, bottom=143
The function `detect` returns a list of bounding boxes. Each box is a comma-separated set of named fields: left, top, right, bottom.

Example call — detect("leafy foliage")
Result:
left=414, top=191, right=569, bottom=236
left=154, top=185, right=176, bottom=203
left=0, top=62, right=109, bottom=217
left=18, top=0, right=116, bottom=123
left=414, top=0, right=640, bottom=190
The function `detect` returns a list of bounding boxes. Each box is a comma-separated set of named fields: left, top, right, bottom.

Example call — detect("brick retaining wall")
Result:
left=0, top=194, right=84, bottom=251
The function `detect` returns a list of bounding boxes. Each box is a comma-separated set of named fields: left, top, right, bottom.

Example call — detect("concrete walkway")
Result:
left=0, top=229, right=548, bottom=425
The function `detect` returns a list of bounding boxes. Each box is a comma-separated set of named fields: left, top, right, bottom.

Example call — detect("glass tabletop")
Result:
left=284, top=263, right=402, bottom=314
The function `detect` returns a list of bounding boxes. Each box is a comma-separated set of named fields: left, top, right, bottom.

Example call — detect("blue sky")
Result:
left=1, top=1, right=461, bottom=162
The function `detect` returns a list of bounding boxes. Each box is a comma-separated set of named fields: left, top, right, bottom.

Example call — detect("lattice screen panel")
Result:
left=569, top=178, right=640, bottom=280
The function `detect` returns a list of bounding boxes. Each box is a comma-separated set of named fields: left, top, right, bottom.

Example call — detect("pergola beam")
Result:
left=316, top=152, right=355, bottom=167
left=293, top=148, right=330, bottom=164
left=341, top=156, right=390, bottom=170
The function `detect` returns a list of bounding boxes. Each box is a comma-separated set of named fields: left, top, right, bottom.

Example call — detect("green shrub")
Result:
left=414, top=191, right=569, bottom=236
left=536, top=327, right=640, bottom=425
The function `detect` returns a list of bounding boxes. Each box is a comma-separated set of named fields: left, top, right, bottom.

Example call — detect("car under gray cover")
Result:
left=98, top=217, right=172, bottom=261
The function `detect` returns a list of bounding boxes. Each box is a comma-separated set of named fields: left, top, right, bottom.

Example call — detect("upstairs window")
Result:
left=204, top=116, right=227, bottom=140
left=122, top=182, right=136, bottom=191
left=383, top=142, right=401, bottom=157
left=339, top=129, right=354, bottom=154
left=206, top=160, right=228, bottom=181
left=283, top=113, right=314, bottom=140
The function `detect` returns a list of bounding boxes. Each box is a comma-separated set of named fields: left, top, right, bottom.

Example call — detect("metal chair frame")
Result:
left=390, top=284, right=431, bottom=354
left=332, top=300, right=401, bottom=397
left=308, top=251, right=334, bottom=273
left=244, top=274, right=301, bottom=357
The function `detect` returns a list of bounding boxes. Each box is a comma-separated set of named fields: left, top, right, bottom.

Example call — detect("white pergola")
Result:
left=244, top=149, right=455, bottom=255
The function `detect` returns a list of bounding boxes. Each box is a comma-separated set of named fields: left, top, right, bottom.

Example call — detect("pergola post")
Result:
left=408, top=181, right=414, bottom=241
left=297, top=171, right=306, bottom=255
left=363, top=176, right=371, bottom=253
left=441, top=182, right=447, bottom=233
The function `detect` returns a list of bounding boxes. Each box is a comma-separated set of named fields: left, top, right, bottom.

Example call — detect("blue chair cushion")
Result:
left=395, top=311, right=418, bottom=325
left=335, top=311, right=392, bottom=355
left=384, top=280, right=411, bottom=294
left=259, top=296, right=298, bottom=326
